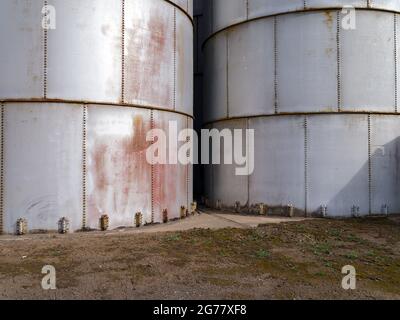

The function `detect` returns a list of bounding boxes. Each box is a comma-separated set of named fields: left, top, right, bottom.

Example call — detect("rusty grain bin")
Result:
left=0, top=0, right=193, bottom=234
left=202, top=0, right=400, bottom=217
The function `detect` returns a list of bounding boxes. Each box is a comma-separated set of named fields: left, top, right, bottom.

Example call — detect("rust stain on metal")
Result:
left=89, top=112, right=152, bottom=225
left=323, top=11, right=334, bottom=29
left=125, top=6, right=173, bottom=109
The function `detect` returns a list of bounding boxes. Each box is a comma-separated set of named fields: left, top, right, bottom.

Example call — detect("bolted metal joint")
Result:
left=351, top=206, right=361, bottom=218
left=180, top=206, right=186, bottom=219
left=58, top=217, right=70, bottom=234
left=234, top=201, right=241, bottom=213
left=259, top=203, right=267, bottom=215
left=162, top=209, right=168, bottom=224
left=135, top=212, right=143, bottom=228
left=320, top=205, right=328, bottom=218
left=286, top=204, right=295, bottom=218
left=381, top=204, right=389, bottom=216
left=190, top=202, right=197, bottom=214
left=100, top=214, right=109, bottom=231
left=16, top=218, right=28, bottom=236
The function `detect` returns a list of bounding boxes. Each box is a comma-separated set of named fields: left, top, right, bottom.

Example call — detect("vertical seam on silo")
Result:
left=395, top=14, right=398, bottom=113
left=274, top=16, right=278, bottom=114
left=368, top=114, right=372, bottom=215
left=121, top=0, right=125, bottom=104
left=246, top=0, right=249, bottom=20
left=303, top=0, right=307, bottom=10
left=247, top=119, right=250, bottom=213
left=0, top=103, right=4, bottom=234
left=304, top=116, right=308, bottom=216
left=226, top=34, right=230, bottom=118
left=174, top=8, right=177, bottom=111
left=82, top=105, right=88, bottom=230
left=211, top=125, right=214, bottom=205
left=150, top=110, right=155, bottom=223
left=336, top=11, right=341, bottom=112
left=186, top=116, right=190, bottom=210
left=43, top=0, right=48, bottom=99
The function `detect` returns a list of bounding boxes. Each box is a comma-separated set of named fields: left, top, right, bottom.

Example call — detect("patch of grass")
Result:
left=313, top=243, right=332, bottom=256
left=164, top=234, right=181, bottom=242
left=256, top=249, right=270, bottom=259
left=344, top=251, right=359, bottom=260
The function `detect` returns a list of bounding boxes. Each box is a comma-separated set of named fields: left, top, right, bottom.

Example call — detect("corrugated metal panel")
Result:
left=228, top=19, right=275, bottom=117
left=47, top=0, right=122, bottom=103
left=151, top=111, right=187, bottom=222
left=305, top=0, right=367, bottom=9
left=171, top=0, right=194, bottom=17
left=398, top=13, right=400, bottom=110
left=188, top=117, right=194, bottom=208
left=87, top=105, right=152, bottom=230
left=3, top=103, right=83, bottom=233
left=340, top=11, right=395, bottom=112
left=204, top=32, right=227, bottom=122
left=205, top=0, right=400, bottom=42
left=212, top=0, right=247, bottom=33
left=210, top=119, right=248, bottom=208
left=277, top=11, right=338, bottom=113
left=370, top=115, right=400, bottom=214
left=124, top=0, right=175, bottom=110
left=0, top=0, right=43, bottom=99
left=204, top=9, right=398, bottom=122
left=248, top=0, right=304, bottom=20
left=370, top=0, right=400, bottom=11
left=307, top=115, right=369, bottom=217
left=176, top=11, right=194, bottom=116
left=249, top=116, right=305, bottom=211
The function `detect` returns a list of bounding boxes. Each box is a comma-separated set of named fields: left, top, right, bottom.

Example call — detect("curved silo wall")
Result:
left=203, top=0, right=400, bottom=217
left=0, top=0, right=193, bottom=234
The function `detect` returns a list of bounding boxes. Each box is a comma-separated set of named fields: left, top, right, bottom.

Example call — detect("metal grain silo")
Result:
left=0, top=0, right=193, bottom=234
left=202, top=0, right=400, bottom=217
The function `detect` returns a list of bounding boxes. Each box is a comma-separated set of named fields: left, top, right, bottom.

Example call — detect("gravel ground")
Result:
left=0, top=212, right=399, bottom=300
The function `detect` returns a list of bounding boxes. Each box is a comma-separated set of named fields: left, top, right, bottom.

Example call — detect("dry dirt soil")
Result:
left=1, top=215, right=400, bottom=300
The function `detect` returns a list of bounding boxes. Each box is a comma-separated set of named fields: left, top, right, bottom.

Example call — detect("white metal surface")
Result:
left=47, top=0, right=122, bottom=103
left=249, top=0, right=304, bottom=20
left=206, top=0, right=400, bottom=38
left=124, top=0, right=175, bottom=110
left=176, top=11, right=194, bottom=115
left=3, top=103, right=83, bottom=233
left=210, top=119, right=249, bottom=208
left=249, top=116, right=305, bottom=211
left=151, top=111, right=188, bottom=222
left=204, top=32, right=228, bottom=122
left=277, top=12, right=338, bottom=113
left=340, top=10, right=395, bottom=112
left=307, top=115, right=369, bottom=217
left=228, top=19, right=275, bottom=117
left=204, top=9, right=399, bottom=122
left=370, top=115, right=400, bottom=214
left=87, top=105, right=152, bottom=230
left=0, top=0, right=44, bottom=99
left=370, top=0, right=400, bottom=11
